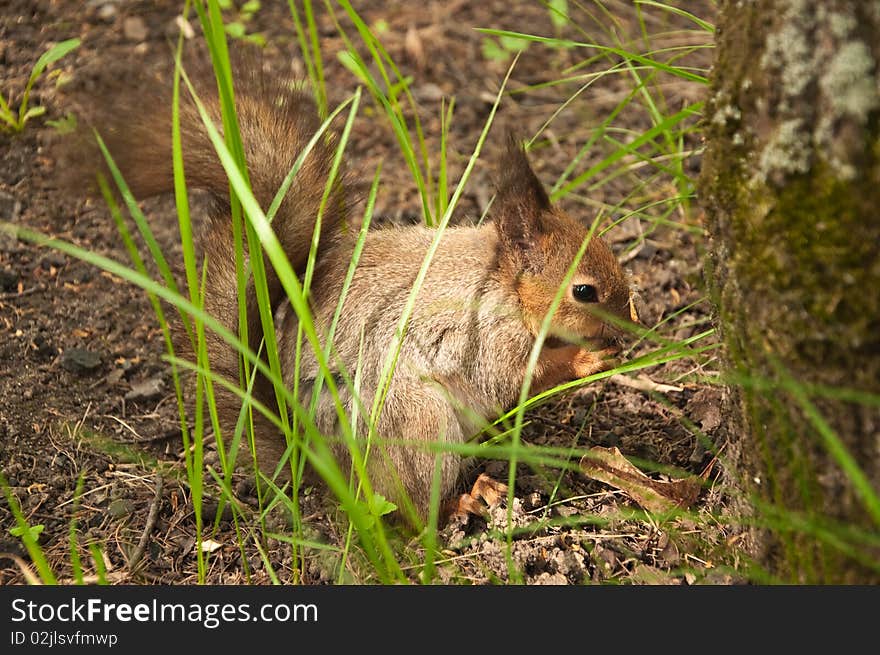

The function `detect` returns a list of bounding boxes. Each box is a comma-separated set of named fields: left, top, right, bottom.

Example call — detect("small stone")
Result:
left=105, top=368, right=125, bottom=386
left=532, top=571, right=569, bottom=585
left=0, top=230, right=21, bottom=255
left=123, top=16, right=148, bottom=41
left=601, top=430, right=621, bottom=448
left=170, top=15, right=195, bottom=40
left=203, top=450, right=219, bottom=468
left=687, top=388, right=723, bottom=433
left=124, top=377, right=165, bottom=402
left=558, top=549, right=586, bottom=583
left=689, top=440, right=708, bottom=465
left=0, top=269, right=17, bottom=292
left=524, top=491, right=543, bottom=510
left=635, top=241, right=658, bottom=260
left=108, top=498, right=133, bottom=518
left=40, top=252, right=66, bottom=269
left=554, top=504, right=577, bottom=517
left=658, top=537, right=680, bottom=566
left=61, top=348, right=102, bottom=374
left=0, top=190, right=21, bottom=221
left=200, top=498, right=234, bottom=524
left=415, top=83, right=444, bottom=102
left=97, top=3, right=117, bottom=21
left=33, top=335, right=56, bottom=360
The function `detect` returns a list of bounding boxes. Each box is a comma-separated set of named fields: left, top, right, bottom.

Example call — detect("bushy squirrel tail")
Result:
left=79, top=69, right=351, bottom=429
left=103, top=70, right=350, bottom=274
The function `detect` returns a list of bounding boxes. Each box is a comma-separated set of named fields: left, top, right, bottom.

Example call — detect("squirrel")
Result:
left=90, top=70, right=639, bottom=527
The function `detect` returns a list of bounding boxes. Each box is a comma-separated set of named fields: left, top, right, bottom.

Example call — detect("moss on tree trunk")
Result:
left=699, top=0, right=880, bottom=582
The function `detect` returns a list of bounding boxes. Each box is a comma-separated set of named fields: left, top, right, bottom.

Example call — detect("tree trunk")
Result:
left=699, top=0, right=880, bottom=582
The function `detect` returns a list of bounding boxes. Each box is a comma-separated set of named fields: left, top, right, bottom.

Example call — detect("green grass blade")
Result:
left=634, top=1, right=716, bottom=33
left=777, top=367, right=880, bottom=527
left=331, top=0, right=435, bottom=225
left=1, top=470, right=57, bottom=584
left=552, top=102, right=703, bottom=201
left=288, top=0, right=327, bottom=116
left=476, top=29, right=708, bottom=84
left=93, top=133, right=181, bottom=296
left=68, top=472, right=87, bottom=584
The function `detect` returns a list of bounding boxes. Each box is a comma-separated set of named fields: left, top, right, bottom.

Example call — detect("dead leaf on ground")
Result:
left=579, top=446, right=701, bottom=514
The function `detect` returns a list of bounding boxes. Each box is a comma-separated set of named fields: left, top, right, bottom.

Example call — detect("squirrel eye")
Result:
left=572, top=284, right=599, bottom=303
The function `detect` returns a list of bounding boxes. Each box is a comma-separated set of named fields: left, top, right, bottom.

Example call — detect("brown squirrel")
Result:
left=95, top=71, right=638, bottom=526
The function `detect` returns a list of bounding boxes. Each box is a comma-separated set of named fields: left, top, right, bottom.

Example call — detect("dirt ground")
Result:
left=0, top=0, right=739, bottom=584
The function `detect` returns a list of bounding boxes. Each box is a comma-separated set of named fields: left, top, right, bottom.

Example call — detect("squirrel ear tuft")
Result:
left=497, top=136, right=551, bottom=212
left=494, top=136, right=552, bottom=266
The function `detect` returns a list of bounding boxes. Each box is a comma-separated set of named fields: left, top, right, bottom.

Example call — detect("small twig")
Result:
left=527, top=490, right=621, bottom=514
left=619, top=240, right=645, bottom=264
left=699, top=443, right=726, bottom=480
left=0, top=552, right=42, bottom=584
left=60, top=571, right=129, bottom=585
left=609, top=373, right=683, bottom=394
left=128, top=475, right=163, bottom=573
left=55, top=482, right=115, bottom=510
left=0, top=286, right=41, bottom=301
left=685, top=552, right=713, bottom=568
left=619, top=220, right=646, bottom=264
left=102, top=414, right=145, bottom=441
left=73, top=402, right=92, bottom=436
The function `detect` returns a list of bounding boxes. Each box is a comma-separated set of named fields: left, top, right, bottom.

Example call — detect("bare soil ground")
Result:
left=0, top=0, right=740, bottom=584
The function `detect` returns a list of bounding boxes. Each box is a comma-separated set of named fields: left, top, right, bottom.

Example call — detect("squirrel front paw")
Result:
left=571, top=346, right=619, bottom=378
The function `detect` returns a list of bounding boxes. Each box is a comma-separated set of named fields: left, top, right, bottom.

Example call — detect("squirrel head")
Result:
left=493, top=139, right=639, bottom=350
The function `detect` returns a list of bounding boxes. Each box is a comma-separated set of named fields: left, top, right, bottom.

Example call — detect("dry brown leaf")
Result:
left=579, top=446, right=701, bottom=514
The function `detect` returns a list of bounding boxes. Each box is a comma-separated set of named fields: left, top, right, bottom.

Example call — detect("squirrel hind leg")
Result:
left=370, top=386, right=468, bottom=524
